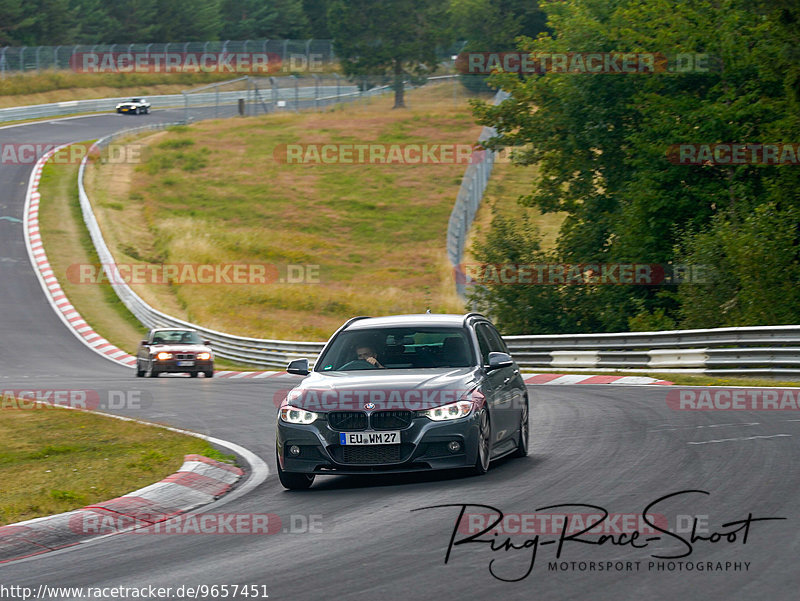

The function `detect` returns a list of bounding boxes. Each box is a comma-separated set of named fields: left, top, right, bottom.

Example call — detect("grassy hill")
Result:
left=85, top=82, right=487, bottom=340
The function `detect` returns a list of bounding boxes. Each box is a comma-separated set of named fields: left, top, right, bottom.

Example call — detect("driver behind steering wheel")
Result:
left=356, top=345, right=384, bottom=369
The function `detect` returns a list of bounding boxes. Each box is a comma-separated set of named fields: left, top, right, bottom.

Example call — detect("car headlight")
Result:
left=156, top=352, right=173, bottom=360
left=280, top=405, right=318, bottom=424
left=419, top=400, right=474, bottom=421
left=196, top=352, right=211, bottom=360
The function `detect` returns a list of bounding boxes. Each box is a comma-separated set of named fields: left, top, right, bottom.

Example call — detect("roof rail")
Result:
left=463, top=312, right=486, bottom=323
left=341, top=315, right=372, bottom=328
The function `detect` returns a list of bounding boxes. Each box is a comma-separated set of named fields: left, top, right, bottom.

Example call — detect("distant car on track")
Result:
left=136, top=328, right=214, bottom=378
left=275, top=313, right=528, bottom=489
left=116, top=97, right=151, bottom=114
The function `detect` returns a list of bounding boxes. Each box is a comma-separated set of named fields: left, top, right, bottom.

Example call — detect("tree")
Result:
left=470, top=0, right=800, bottom=333
left=328, top=0, right=451, bottom=108
left=0, top=0, right=25, bottom=45
left=220, top=0, right=309, bottom=40
left=303, top=0, right=331, bottom=38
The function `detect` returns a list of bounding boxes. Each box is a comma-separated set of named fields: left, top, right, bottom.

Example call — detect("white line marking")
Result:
left=687, top=434, right=792, bottom=445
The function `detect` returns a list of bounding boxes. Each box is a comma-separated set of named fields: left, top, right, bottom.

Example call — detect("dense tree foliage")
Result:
left=0, top=0, right=315, bottom=44
left=328, top=0, right=451, bottom=108
left=470, top=0, right=800, bottom=333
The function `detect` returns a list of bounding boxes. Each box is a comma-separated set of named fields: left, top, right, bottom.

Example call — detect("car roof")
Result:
left=343, top=313, right=484, bottom=330
left=151, top=327, right=197, bottom=332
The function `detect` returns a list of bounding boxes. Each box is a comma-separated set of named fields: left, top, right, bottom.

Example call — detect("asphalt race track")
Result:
left=1, top=111, right=798, bottom=601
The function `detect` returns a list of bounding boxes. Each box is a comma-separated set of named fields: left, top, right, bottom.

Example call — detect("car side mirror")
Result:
left=287, top=358, right=310, bottom=376
left=141, top=340, right=149, bottom=345
left=487, top=352, right=513, bottom=370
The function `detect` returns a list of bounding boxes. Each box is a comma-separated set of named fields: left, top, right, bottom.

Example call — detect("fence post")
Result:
left=182, top=91, right=188, bottom=124
left=1, top=47, right=6, bottom=79
left=293, top=74, right=299, bottom=111
left=313, top=74, right=320, bottom=111
left=19, top=47, right=25, bottom=72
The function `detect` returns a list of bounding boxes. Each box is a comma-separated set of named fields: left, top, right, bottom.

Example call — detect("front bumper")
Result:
left=277, top=411, right=481, bottom=474
left=154, top=360, right=213, bottom=374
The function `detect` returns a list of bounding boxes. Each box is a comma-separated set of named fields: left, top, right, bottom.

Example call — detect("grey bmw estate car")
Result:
left=276, top=313, right=528, bottom=489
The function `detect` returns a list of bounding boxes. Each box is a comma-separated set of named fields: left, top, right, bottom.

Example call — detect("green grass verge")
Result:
left=0, top=402, right=229, bottom=526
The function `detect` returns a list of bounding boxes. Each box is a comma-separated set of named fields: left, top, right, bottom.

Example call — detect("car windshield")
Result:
left=316, top=326, right=474, bottom=371
left=151, top=330, right=202, bottom=345
left=132, top=98, right=142, bottom=102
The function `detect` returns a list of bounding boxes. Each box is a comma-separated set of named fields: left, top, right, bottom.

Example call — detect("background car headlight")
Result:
left=156, top=352, right=173, bottom=360
left=280, top=405, right=318, bottom=424
left=196, top=352, right=211, bottom=360
left=419, top=400, right=474, bottom=421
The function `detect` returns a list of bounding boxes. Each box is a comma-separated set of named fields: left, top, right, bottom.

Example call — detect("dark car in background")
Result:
left=136, top=328, right=214, bottom=378
left=275, top=313, right=528, bottom=489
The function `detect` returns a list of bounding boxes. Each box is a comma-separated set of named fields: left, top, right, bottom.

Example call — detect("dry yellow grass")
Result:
left=87, top=83, right=482, bottom=340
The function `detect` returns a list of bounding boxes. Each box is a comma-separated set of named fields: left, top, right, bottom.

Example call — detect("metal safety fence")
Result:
left=0, top=39, right=335, bottom=75
left=447, top=89, right=509, bottom=297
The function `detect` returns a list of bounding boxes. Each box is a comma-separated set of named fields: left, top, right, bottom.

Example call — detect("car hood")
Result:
left=281, top=368, right=481, bottom=411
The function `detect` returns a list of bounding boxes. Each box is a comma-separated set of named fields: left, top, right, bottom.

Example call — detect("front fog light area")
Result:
left=448, top=441, right=461, bottom=453
left=289, top=445, right=301, bottom=456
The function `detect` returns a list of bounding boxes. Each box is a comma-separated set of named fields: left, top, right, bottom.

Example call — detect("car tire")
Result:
left=276, top=447, right=314, bottom=490
left=470, top=408, right=491, bottom=475
left=204, top=370, right=214, bottom=378
left=190, top=372, right=198, bottom=378
left=146, top=361, right=159, bottom=378
left=512, top=397, right=529, bottom=458
left=145, top=107, right=150, bottom=114
left=135, top=360, right=145, bottom=377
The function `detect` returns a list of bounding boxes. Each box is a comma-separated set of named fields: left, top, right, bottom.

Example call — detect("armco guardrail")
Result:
left=504, top=326, right=800, bottom=376
left=0, top=82, right=360, bottom=124
left=447, top=89, right=509, bottom=297
left=78, top=132, right=326, bottom=368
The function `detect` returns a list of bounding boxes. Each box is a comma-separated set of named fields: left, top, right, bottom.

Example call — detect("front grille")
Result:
left=341, top=444, right=402, bottom=464
left=328, top=411, right=367, bottom=431
left=370, top=411, right=414, bottom=430
left=175, top=353, right=195, bottom=360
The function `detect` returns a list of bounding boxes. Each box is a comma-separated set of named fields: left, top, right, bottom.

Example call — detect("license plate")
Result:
left=339, top=431, right=400, bottom=445
left=177, top=360, right=195, bottom=366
